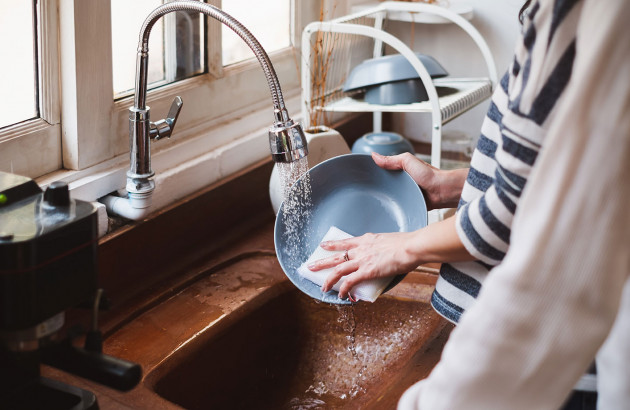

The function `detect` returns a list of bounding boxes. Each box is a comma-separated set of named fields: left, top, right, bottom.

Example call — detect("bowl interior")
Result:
left=274, top=154, right=427, bottom=304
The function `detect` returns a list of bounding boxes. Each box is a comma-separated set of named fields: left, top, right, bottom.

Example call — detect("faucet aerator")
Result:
left=269, top=121, right=309, bottom=163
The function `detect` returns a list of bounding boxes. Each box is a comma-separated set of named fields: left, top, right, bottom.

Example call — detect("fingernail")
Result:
left=320, top=241, right=330, bottom=248
left=308, top=263, right=316, bottom=270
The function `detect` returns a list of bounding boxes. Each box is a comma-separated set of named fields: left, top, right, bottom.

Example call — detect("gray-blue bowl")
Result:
left=352, top=132, right=416, bottom=156
left=343, top=53, right=448, bottom=105
left=343, top=53, right=448, bottom=92
left=274, top=154, right=427, bottom=304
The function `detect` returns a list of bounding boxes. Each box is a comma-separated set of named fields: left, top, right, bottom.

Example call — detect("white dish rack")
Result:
left=301, top=1, right=498, bottom=168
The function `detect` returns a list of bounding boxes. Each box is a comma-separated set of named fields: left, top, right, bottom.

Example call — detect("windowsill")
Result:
left=36, top=91, right=302, bottom=230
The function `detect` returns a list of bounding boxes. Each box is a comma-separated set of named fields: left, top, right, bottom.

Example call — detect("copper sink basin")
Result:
left=138, top=258, right=449, bottom=410
left=98, top=253, right=449, bottom=409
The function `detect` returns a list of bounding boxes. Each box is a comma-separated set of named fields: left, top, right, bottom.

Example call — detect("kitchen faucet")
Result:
left=103, top=0, right=308, bottom=220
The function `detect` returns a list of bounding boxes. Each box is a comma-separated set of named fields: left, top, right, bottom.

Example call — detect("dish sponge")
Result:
left=297, top=226, right=394, bottom=302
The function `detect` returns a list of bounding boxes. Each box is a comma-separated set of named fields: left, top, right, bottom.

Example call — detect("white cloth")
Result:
left=398, top=0, right=630, bottom=408
left=297, top=226, right=394, bottom=302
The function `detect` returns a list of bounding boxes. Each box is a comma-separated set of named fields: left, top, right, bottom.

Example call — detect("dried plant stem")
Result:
left=309, top=1, right=338, bottom=128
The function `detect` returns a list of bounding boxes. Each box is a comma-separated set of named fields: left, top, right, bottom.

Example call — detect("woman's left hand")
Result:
left=307, top=231, right=422, bottom=300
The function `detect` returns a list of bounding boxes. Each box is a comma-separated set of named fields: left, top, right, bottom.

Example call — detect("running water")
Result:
left=280, top=293, right=444, bottom=410
left=278, top=157, right=313, bottom=270
left=279, top=157, right=368, bottom=402
left=278, top=158, right=412, bottom=407
left=277, top=157, right=310, bottom=206
left=336, top=304, right=368, bottom=399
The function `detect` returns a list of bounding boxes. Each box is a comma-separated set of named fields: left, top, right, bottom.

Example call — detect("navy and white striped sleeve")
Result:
left=454, top=0, right=579, bottom=265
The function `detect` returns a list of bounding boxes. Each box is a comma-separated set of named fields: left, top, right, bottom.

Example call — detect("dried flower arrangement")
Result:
left=307, top=1, right=339, bottom=129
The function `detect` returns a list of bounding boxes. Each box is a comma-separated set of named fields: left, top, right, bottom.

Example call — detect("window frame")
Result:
left=0, top=0, right=61, bottom=179
left=57, top=0, right=306, bottom=173
left=96, top=0, right=312, bottom=179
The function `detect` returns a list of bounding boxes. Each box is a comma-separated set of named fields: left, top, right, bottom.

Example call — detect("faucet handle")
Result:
left=150, top=96, right=183, bottom=140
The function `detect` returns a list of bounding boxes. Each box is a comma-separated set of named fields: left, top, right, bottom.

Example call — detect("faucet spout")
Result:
left=106, top=1, right=308, bottom=221
left=135, top=1, right=285, bottom=111
left=130, top=0, right=308, bottom=179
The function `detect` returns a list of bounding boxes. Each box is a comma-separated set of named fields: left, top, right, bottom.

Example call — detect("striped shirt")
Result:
left=398, top=0, right=630, bottom=407
left=432, top=0, right=581, bottom=323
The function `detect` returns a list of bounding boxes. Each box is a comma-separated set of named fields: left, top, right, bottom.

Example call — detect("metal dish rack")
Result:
left=301, top=1, right=498, bottom=167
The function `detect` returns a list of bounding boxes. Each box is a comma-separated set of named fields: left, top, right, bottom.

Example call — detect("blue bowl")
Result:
left=343, top=53, right=448, bottom=105
left=343, top=53, right=448, bottom=92
left=274, top=154, right=427, bottom=304
left=352, top=132, right=416, bottom=156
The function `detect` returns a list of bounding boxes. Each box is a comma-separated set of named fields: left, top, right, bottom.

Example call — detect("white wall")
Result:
left=367, top=0, right=524, bottom=150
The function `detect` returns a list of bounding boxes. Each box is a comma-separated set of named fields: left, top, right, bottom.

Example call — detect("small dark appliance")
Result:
left=0, top=172, right=140, bottom=409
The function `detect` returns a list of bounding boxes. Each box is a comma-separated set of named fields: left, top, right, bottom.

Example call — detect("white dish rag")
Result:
left=297, top=226, right=394, bottom=302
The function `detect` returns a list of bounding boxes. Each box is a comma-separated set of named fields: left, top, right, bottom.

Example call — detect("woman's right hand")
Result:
left=371, top=152, right=468, bottom=210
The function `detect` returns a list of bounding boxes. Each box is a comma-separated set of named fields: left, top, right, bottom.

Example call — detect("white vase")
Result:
left=269, top=126, right=351, bottom=214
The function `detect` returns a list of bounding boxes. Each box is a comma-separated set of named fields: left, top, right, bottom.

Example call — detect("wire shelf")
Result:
left=316, top=78, right=492, bottom=124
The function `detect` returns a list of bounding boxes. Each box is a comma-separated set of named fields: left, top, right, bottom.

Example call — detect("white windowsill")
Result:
left=36, top=92, right=302, bottom=230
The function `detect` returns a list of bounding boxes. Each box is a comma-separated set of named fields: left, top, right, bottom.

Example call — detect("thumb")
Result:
left=371, top=152, right=404, bottom=171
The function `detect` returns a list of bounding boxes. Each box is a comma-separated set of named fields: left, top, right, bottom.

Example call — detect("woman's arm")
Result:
left=306, top=152, right=471, bottom=300
left=309, top=215, right=475, bottom=299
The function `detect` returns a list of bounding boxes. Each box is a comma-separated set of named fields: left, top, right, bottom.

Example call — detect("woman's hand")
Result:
left=371, top=152, right=468, bottom=210
left=308, top=231, right=422, bottom=300
left=308, top=216, right=475, bottom=301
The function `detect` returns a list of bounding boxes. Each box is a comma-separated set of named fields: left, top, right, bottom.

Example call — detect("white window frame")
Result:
left=0, top=0, right=61, bottom=179
left=1, top=0, right=323, bottom=210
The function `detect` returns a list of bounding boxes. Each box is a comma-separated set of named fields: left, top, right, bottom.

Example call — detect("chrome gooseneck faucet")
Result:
left=103, top=0, right=308, bottom=220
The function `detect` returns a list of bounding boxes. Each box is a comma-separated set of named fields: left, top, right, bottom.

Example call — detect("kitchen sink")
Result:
left=142, top=268, right=449, bottom=410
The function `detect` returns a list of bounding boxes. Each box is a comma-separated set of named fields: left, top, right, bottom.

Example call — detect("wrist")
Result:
left=409, top=216, right=474, bottom=265
left=433, top=168, right=468, bottom=209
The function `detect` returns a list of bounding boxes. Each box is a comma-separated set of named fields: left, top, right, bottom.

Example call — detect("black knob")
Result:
left=44, top=181, right=70, bottom=206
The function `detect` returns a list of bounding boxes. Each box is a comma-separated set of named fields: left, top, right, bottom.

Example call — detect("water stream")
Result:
left=278, top=158, right=369, bottom=407
left=278, top=157, right=313, bottom=270
left=278, top=157, right=369, bottom=405
left=336, top=304, right=368, bottom=400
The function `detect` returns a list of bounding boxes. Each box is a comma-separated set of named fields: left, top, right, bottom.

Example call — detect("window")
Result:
left=104, top=0, right=301, bottom=185
left=0, top=2, right=37, bottom=128
left=221, top=0, right=291, bottom=66
left=1, top=0, right=317, bottom=203
left=111, top=0, right=205, bottom=98
left=111, top=0, right=291, bottom=95
left=0, top=0, right=61, bottom=179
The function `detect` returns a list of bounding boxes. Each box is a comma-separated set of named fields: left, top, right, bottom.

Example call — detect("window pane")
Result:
left=221, top=0, right=290, bottom=66
left=111, top=0, right=205, bottom=98
left=0, top=2, right=37, bottom=128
